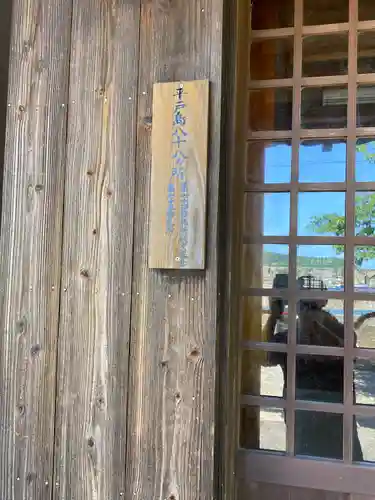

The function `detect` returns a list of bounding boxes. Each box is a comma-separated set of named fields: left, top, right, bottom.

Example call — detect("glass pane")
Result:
left=354, top=300, right=375, bottom=348
left=295, top=355, right=343, bottom=404
left=244, top=192, right=290, bottom=237
left=354, top=358, right=375, bottom=406
left=240, top=406, right=286, bottom=452
left=295, top=410, right=343, bottom=459
left=302, top=34, right=348, bottom=77
left=242, top=296, right=284, bottom=343
left=247, top=141, right=292, bottom=184
left=355, top=192, right=375, bottom=237
left=252, top=0, right=294, bottom=30
left=298, top=192, right=346, bottom=236
left=354, top=246, right=375, bottom=292
left=299, top=140, right=346, bottom=183
left=355, top=416, right=375, bottom=463
left=297, top=245, right=345, bottom=289
left=242, top=350, right=286, bottom=398
left=359, top=0, right=375, bottom=22
left=357, top=85, right=375, bottom=128
left=304, top=0, right=348, bottom=26
left=242, top=244, right=289, bottom=289
left=297, top=299, right=345, bottom=346
left=358, top=31, right=375, bottom=74
left=301, top=87, right=347, bottom=129
left=249, top=88, right=293, bottom=131
left=250, top=38, right=294, bottom=80
left=356, top=138, right=375, bottom=182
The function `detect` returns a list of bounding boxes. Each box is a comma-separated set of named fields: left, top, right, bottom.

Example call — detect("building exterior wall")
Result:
left=0, top=1, right=228, bottom=499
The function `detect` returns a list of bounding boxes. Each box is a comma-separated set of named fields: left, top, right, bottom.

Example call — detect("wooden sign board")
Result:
left=148, top=80, right=209, bottom=269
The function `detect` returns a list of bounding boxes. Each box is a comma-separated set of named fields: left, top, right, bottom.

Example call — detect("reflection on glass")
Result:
left=242, top=244, right=289, bottom=289
left=242, top=296, right=289, bottom=345
left=354, top=246, right=375, bottom=292
left=244, top=192, right=290, bottom=237
left=299, top=140, right=346, bottom=183
left=297, top=299, right=345, bottom=346
left=250, top=38, right=294, bottom=80
left=355, top=192, right=375, bottom=236
left=295, top=355, right=343, bottom=403
left=354, top=359, right=375, bottom=406
left=295, top=410, right=343, bottom=459
left=354, top=416, right=375, bottom=463
left=298, top=192, right=345, bottom=236
left=358, top=31, right=375, bottom=74
left=252, top=0, right=294, bottom=30
left=354, top=301, right=375, bottom=348
left=249, top=88, right=293, bottom=131
left=297, top=246, right=345, bottom=290
left=242, top=350, right=285, bottom=398
left=240, top=406, right=286, bottom=452
left=247, top=141, right=292, bottom=184
left=304, top=0, right=348, bottom=25
left=357, top=85, right=375, bottom=128
left=242, top=296, right=279, bottom=344
left=359, top=0, right=375, bottom=22
left=356, top=139, right=375, bottom=182
left=302, top=34, right=348, bottom=77
left=301, top=87, right=347, bottom=129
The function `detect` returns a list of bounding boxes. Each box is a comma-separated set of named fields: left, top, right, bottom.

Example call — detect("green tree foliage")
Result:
left=309, top=143, right=375, bottom=267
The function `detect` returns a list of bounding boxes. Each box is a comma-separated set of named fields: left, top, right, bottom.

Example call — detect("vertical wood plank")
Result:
left=127, top=0, right=224, bottom=498
left=217, top=0, right=251, bottom=497
left=52, top=1, right=140, bottom=498
left=0, top=0, right=72, bottom=498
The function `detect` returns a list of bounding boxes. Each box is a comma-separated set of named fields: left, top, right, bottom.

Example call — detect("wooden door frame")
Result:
left=215, top=0, right=251, bottom=498
left=217, top=0, right=375, bottom=498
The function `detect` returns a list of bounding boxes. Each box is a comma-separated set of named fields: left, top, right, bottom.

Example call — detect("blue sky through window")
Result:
left=260, top=139, right=375, bottom=263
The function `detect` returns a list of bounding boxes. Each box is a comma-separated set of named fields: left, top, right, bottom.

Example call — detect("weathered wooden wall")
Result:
left=0, top=0, right=72, bottom=497
left=0, top=0, right=227, bottom=499
left=126, top=1, right=224, bottom=499
left=52, top=1, right=140, bottom=498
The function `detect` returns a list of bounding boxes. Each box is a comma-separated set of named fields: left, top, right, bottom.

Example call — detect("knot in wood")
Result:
left=188, top=348, right=200, bottom=360
left=96, top=396, right=105, bottom=410
left=35, top=184, right=44, bottom=192
left=87, top=437, right=95, bottom=448
left=80, top=268, right=90, bottom=278
left=30, top=344, right=41, bottom=357
left=17, top=404, right=25, bottom=416
left=16, top=318, right=26, bottom=334
left=143, top=116, right=153, bottom=130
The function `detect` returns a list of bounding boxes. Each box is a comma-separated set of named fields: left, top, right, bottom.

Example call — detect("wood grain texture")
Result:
left=216, top=0, right=251, bottom=497
left=127, top=1, right=223, bottom=499
left=149, top=79, right=209, bottom=270
left=0, top=0, right=72, bottom=498
left=52, top=1, right=140, bottom=498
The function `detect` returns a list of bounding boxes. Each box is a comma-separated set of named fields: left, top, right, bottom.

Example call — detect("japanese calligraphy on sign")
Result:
left=149, top=80, right=209, bottom=269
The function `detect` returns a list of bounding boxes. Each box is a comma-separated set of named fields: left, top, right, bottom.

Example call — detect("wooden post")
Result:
left=0, top=0, right=72, bottom=497
left=126, top=1, right=224, bottom=499
left=52, top=1, right=140, bottom=498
